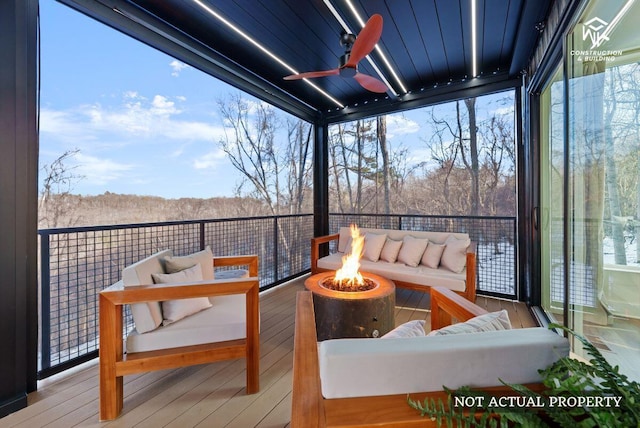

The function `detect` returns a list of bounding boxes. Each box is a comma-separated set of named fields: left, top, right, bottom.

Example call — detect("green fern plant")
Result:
left=407, top=325, right=640, bottom=427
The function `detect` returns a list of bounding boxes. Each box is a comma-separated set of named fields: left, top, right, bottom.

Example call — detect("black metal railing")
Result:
left=38, top=212, right=516, bottom=378
left=38, top=214, right=313, bottom=379
left=329, top=213, right=517, bottom=298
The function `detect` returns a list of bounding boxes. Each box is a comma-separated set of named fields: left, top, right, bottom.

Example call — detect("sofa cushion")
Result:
left=318, top=328, right=570, bottom=399
left=362, top=233, right=387, bottom=262
left=317, top=253, right=467, bottom=292
left=381, top=320, right=425, bottom=338
left=151, top=264, right=212, bottom=326
left=338, top=227, right=468, bottom=250
left=427, top=310, right=511, bottom=336
left=397, top=236, right=429, bottom=267
left=380, top=238, right=403, bottom=263
left=122, top=249, right=173, bottom=333
left=164, top=246, right=214, bottom=280
left=126, top=294, right=246, bottom=353
left=421, top=242, right=445, bottom=268
left=318, top=253, right=467, bottom=291
left=440, top=236, right=471, bottom=273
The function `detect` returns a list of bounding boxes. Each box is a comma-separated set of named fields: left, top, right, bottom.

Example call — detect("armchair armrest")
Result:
left=213, top=254, right=259, bottom=276
left=311, top=233, right=339, bottom=273
left=430, top=286, right=487, bottom=331
left=99, top=276, right=260, bottom=420
left=292, top=291, right=325, bottom=427
left=465, top=242, right=477, bottom=302
left=101, top=276, right=259, bottom=305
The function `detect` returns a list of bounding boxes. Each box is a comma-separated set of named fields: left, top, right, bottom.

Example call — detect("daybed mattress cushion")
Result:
left=319, top=328, right=569, bottom=399
left=317, top=253, right=466, bottom=292
left=126, top=294, right=246, bottom=353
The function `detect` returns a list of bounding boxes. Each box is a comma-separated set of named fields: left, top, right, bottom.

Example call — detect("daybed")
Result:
left=312, top=227, right=477, bottom=301
left=291, top=286, right=569, bottom=427
left=99, top=248, right=260, bottom=420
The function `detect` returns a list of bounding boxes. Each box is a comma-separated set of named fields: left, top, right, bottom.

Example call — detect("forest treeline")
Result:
left=40, top=92, right=518, bottom=228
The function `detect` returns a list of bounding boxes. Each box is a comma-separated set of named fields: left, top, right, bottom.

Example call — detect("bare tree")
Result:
left=377, top=115, right=391, bottom=216
left=39, top=148, right=84, bottom=228
left=464, top=98, right=480, bottom=216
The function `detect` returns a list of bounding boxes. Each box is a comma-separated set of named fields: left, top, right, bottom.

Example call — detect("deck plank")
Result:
left=3, top=276, right=537, bottom=427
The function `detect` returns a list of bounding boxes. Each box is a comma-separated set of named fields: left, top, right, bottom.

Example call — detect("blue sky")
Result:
left=40, top=0, right=247, bottom=198
left=39, top=1, right=512, bottom=200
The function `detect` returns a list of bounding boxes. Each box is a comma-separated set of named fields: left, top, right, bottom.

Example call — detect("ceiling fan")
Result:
left=284, top=14, right=387, bottom=93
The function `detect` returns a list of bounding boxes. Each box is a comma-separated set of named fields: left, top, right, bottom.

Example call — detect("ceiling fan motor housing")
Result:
left=339, top=54, right=357, bottom=77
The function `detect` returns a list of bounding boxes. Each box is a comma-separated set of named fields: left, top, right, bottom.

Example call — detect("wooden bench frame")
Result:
left=311, top=233, right=478, bottom=302
left=291, top=287, right=543, bottom=427
left=99, top=255, right=260, bottom=421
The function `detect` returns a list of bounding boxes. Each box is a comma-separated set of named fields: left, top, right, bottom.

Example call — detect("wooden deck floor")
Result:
left=1, top=277, right=536, bottom=428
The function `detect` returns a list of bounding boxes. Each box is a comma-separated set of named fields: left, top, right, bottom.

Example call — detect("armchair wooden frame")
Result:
left=311, top=233, right=478, bottom=302
left=291, top=287, right=543, bottom=427
left=99, top=255, right=260, bottom=421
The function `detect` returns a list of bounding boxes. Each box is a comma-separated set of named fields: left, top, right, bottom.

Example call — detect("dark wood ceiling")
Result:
left=59, top=0, right=553, bottom=123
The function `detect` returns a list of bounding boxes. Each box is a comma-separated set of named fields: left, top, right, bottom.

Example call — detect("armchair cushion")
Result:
left=122, top=249, right=172, bottom=333
left=125, top=294, right=247, bottom=353
left=164, top=246, right=215, bottom=280
left=151, top=264, right=212, bottom=325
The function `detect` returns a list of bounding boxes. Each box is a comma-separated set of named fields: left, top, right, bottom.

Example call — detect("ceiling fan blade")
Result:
left=283, top=69, right=339, bottom=80
left=353, top=72, right=388, bottom=93
left=346, top=14, right=383, bottom=67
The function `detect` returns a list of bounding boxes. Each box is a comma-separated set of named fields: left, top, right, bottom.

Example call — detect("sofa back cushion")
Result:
left=337, top=227, right=470, bottom=254
left=439, top=236, right=471, bottom=273
left=122, top=249, right=173, bottom=333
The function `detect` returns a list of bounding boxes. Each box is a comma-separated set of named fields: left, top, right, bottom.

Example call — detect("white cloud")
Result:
left=386, top=115, right=420, bottom=138
left=40, top=93, right=225, bottom=145
left=193, top=149, right=226, bottom=169
left=73, top=153, right=135, bottom=185
left=170, top=60, right=190, bottom=77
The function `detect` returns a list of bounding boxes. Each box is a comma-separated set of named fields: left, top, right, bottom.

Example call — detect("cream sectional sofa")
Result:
left=311, top=227, right=477, bottom=301
left=291, top=287, right=570, bottom=427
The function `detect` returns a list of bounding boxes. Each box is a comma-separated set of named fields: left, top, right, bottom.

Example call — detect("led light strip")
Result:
left=193, top=0, right=344, bottom=108
left=324, top=0, right=404, bottom=95
left=471, top=0, right=478, bottom=78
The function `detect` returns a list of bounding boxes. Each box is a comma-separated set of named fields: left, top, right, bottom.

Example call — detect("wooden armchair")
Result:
left=99, top=253, right=259, bottom=421
left=291, top=287, right=548, bottom=427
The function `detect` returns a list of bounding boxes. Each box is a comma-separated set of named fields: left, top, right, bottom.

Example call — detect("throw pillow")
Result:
left=397, top=235, right=429, bottom=267
left=164, top=246, right=214, bottom=280
left=151, top=264, right=212, bottom=326
left=421, top=242, right=446, bottom=268
left=362, top=233, right=387, bottom=262
left=426, top=309, right=511, bottom=336
left=379, top=238, right=403, bottom=263
left=440, top=236, right=471, bottom=273
left=381, top=319, right=426, bottom=338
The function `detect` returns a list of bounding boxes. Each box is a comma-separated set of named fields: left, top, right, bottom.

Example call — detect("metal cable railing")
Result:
left=38, top=213, right=516, bottom=378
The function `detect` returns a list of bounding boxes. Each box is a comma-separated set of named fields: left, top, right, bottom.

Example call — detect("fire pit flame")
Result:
left=334, top=224, right=364, bottom=288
